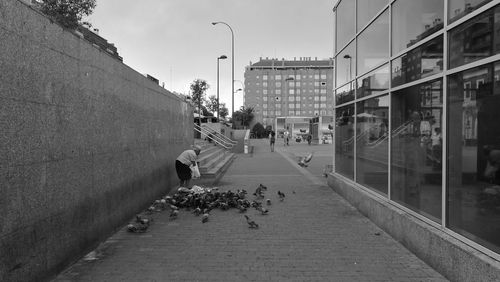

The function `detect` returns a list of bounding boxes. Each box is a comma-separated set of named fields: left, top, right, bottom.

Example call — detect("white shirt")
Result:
left=176, top=150, right=197, bottom=165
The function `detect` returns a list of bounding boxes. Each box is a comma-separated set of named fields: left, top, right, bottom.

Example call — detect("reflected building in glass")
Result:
left=331, top=0, right=500, bottom=279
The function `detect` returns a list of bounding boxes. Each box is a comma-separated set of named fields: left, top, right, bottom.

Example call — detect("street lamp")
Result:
left=212, top=21, right=235, bottom=117
left=343, top=54, right=352, bottom=82
left=217, top=55, right=227, bottom=120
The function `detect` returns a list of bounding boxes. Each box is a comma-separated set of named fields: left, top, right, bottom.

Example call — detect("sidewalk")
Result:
left=53, top=139, right=448, bottom=282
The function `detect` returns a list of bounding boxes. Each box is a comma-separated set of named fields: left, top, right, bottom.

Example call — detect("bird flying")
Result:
left=298, top=152, right=314, bottom=167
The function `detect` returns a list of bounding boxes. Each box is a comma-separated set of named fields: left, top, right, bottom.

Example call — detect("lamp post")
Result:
left=217, top=55, right=227, bottom=120
left=343, top=54, right=353, bottom=101
left=212, top=21, right=235, bottom=117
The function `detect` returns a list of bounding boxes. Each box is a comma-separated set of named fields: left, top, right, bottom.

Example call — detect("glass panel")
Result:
left=392, top=35, right=444, bottom=87
left=448, top=0, right=492, bottom=23
left=336, top=42, right=356, bottom=87
left=392, top=0, right=444, bottom=55
left=336, top=0, right=356, bottom=52
left=357, top=64, right=390, bottom=99
left=356, top=96, right=389, bottom=194
left=357, top=0, right=390, bottom=31
left=449, top=5, right=500, bottom=69
left=335, top=105, right=355, bottom=179
left=335, top=83, right=354, bottom=105
left=447, top=62, right=500, bottom=253
left=357, top=9, right=390, bottom=75
left=391, top=79, right=443, bottom=222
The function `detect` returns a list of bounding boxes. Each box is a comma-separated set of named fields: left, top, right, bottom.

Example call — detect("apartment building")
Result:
left=244, top=57, right=334, bottom=139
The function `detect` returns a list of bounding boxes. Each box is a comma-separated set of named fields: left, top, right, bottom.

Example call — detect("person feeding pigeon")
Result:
left=175, top=145, right=202, bottom=188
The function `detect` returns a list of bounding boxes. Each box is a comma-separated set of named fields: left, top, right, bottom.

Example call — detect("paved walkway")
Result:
left=53, top=139, right=448, bottom=282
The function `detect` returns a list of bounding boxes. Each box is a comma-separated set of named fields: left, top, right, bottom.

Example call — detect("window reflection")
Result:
left=448, top=0, right=492, bottom=23
left=392, top=0, right=444, bottom=55
left=356, top=96, right=389, bottom=194
left=357, top=0, right=389, bottom=31
left=336, top=0, right=356, bottom=52
left=357, top=64, right=389, bottom=99
left=391, top=80, right=443, bottom=221
left=447, top=62, right=500, bottom=253
left=335, top=105, right=355, bottom=179
left=336, top=83, right=354, bottom=106
left=357, top=9, right=389, bottom=76
left=392, top=36, right=443, bottom=87
left=449, top=5, right=500, bottom=69
left=336, top=42, right=356, bottom=87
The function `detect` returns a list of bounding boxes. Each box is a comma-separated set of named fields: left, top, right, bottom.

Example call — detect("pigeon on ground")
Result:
left=266, top=199, right=272, bottom=205
left=170, top=209, right=179, bottom=219
left=298, top=152, right=314, bottom=167
left=244, top=215, right=259, bottom=229
left=278, top=191, right=285, bottom=201
left=256, top=206, right=269, bottom=215
left=193, top=207, right=202, bottom=216
left=201, top=213, right=209, bottom=223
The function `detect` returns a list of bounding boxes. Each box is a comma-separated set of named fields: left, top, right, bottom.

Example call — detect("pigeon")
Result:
left=266, top=199, right=272, bottom=205
left=170, top=209, right=179, bottom=219
left=256, top=206, right=269, bottom=215
left=298, top=152, right=314, bottom=167
left=135, top=214, right=151, bottom=225
left=244, top=215, right=259, bottom=229
left=193, top=207, right=202, bottom=216
left=277, top=191, right=285, bottom=201
left=201, top=213, right=209, bottom=223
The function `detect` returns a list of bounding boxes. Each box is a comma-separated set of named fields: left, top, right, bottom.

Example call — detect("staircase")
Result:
left=192, top=139, right=236, bottom=186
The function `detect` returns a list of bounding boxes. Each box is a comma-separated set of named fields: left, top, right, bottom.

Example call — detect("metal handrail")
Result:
left=194, top=124, right=233, bottom=149
left=201, top=125, right=237, bottom=144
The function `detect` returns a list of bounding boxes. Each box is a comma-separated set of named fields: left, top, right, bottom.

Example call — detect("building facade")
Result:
left=244, top=57, right=334, bottom=139
left=331, top=0, right=500, bottom=279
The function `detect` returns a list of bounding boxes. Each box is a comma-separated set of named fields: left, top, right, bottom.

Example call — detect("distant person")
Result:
left=284, top=130, right=290, bottom=146
left=307, top=134, right=312, bottom=145
left=270, top=131, right=276, bottom=152
left=175, top=145, right=201, bottom=188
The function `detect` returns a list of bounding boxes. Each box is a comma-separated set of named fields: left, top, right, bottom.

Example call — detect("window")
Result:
left=447, top=62, right=500, bottom=253
left=336, top=0, right=355, bottom=51
left=357, top=0, right=389, bottom=31
left=275, top=82, right=281, bottom=88
left=392, top=35, right=443, bottom=87
left=449, top=6, right=500, bottom=69
left=335, top=82, right=355, bottom=105
left=337, top=41, right=356, bottom=86
left=357, top=64, right=389, bottom=99
left=391, top=79, right=443, bottom=222
left=276, top=89, right=281, bottom=94
left=263, top=82, right=268, bottom=87
left=275, top=75, right=281, bottom=80
left=263, top=97, right=268, bottom=101
left=263, top=75, right=268, bottom=80
left=263, top=89, right=268, bottom=95
left=356, top=95, right=389, bottom=194
left=392, top=0, right=444, bottom=55
left=335, top=105, right=355, bottom=179
left=448, top=0, right=492, bottom=23
left=357, top=9, right=389, bottom=75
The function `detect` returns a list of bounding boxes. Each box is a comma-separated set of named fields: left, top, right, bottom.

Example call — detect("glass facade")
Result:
left=334, top=0, right=500, bottom=257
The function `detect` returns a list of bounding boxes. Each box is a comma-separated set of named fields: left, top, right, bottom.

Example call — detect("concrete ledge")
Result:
left=327, top=173, right=500, bottom=282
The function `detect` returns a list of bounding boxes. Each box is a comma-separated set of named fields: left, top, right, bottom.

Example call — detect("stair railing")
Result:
left=201, top=124, right=237, bottom=145
left=194, top=124, right=233, bottom=149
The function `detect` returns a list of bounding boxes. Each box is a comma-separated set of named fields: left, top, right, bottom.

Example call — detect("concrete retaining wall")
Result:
left=0, top=1, right=193, bottom=281
left=327, top=174, right=500, bottom=282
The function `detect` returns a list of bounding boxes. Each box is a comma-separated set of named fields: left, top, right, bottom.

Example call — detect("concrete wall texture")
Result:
left=0, top=1, right=193, bottom=281
left=327, top=174, right=500, bottom=282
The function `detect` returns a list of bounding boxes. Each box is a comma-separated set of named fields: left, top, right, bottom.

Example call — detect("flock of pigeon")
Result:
left=127, top=183, right=288, bottom=233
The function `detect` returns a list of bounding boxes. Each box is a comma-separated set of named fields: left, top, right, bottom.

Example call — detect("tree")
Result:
left=219, top=103, right=229, bottom=119
left=38, top=0, right=97, bottom=29
left=206, top=95, right=229, bottom=120
left=190, top=79, right=210, bottom=117
left=252, top=122, right=267, bottom=138
left=232, top=106, right=254, bottom=129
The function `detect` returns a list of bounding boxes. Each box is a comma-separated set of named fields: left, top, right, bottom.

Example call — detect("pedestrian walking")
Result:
left=284, top=130, right=290, bottom=146
left=175, top=145, right=201, bottom=188
left=270, top=131, right=276, bottom=152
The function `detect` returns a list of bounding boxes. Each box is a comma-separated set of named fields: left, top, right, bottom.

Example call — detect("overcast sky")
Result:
left=85, top=0, right=335, bottom=113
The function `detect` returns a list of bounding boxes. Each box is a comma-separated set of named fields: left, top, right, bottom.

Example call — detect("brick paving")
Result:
left=52, top=139, right=448, bottom=282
